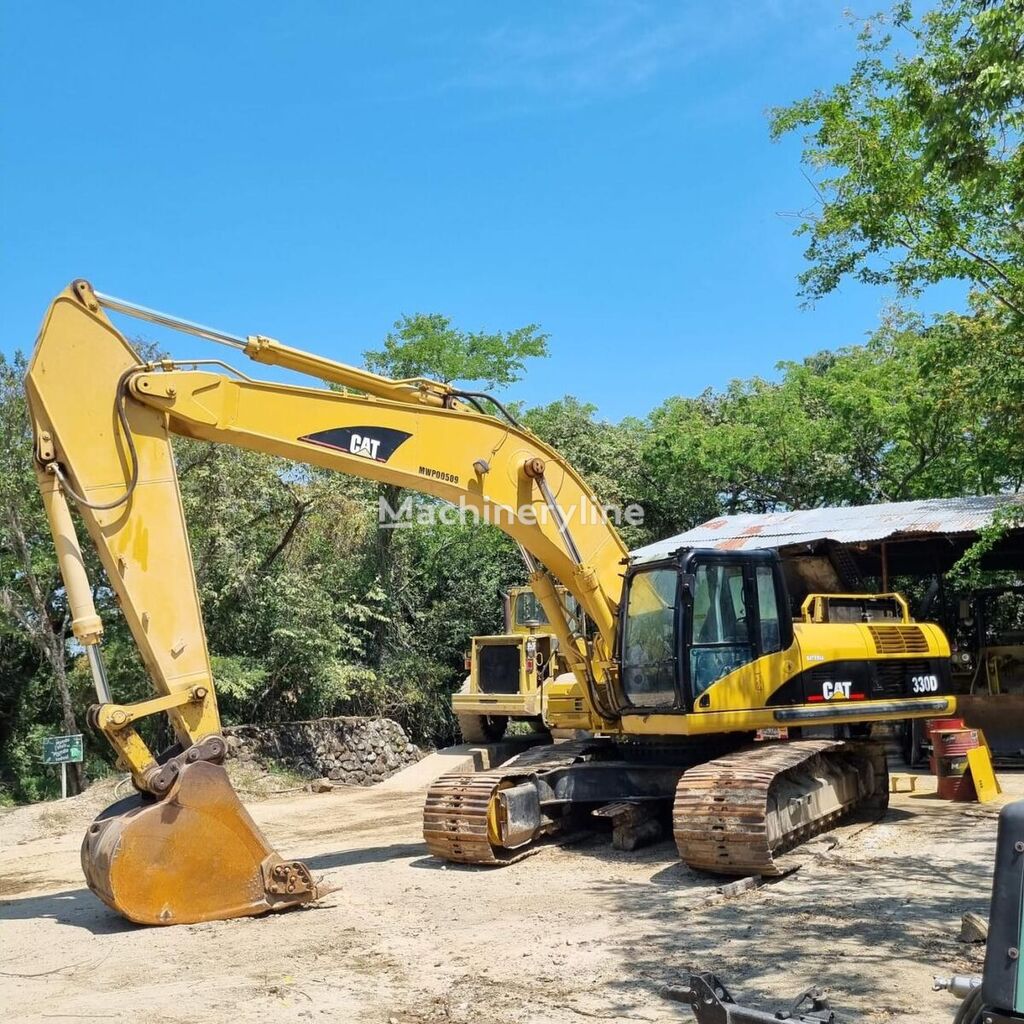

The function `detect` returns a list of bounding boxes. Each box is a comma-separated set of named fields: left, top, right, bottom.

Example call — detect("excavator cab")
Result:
left=618, top=546, right=952, bottom=721
left=618, top=549, right=792, bottom=713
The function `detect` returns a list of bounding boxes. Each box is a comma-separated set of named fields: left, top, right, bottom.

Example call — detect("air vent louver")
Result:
left=867, top=625, right=929, bottom=655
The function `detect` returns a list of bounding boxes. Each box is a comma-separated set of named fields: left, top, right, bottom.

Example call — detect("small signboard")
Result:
left=42, top=734, right=83, bottom=799
left=42, top=734, right=84, bottom=765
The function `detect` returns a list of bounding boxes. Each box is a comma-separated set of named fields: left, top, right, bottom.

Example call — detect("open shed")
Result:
left=632, top=494, right=1024, bottom=598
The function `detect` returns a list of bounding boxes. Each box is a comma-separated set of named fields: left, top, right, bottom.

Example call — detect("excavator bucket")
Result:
left=81, top=761, right=319, bottom=925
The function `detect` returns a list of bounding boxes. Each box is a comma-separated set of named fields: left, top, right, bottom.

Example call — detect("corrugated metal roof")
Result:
left=630, top=494, right=1024, bottom=564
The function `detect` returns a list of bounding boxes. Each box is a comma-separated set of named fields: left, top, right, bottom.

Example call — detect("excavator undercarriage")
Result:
left=424, top=736, right=889, bottom=876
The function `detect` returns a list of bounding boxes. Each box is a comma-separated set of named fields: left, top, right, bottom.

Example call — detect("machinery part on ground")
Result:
left=934, top=976, right=983, bottom=999
left=663, top=971, right=987, bottom=1024
left=26, top=280, right=960, bottom=923
left=662, top=973, right=836, bottom=1023
left=668, top=800, right=1024, bottom=1024
left=82, top=761, right=319, bottom=925
left=674, top=739, right=888, bottom=876
left=593, top=799, right=664, bottom=850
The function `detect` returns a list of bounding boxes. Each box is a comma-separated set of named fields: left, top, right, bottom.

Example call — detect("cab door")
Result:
left=619, top=561, right=683, bottom=711
left=685, top=553, right=790, bottom=711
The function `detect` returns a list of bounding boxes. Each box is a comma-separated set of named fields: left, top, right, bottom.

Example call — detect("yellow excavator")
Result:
left=26, top=280, right=956, bottom=926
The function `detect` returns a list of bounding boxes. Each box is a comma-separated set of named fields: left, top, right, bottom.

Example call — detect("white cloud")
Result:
left=455, top=1, right=815, bottom=105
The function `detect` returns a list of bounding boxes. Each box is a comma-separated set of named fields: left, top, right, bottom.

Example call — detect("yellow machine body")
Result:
left=452, top=586, right=581, bottom=741
left=614, top=618, right=951, bottom=736
left=26, top=281, right=956, bottom=923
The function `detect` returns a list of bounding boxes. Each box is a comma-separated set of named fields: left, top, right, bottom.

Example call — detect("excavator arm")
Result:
left=25, top=280, right=629, bottom=924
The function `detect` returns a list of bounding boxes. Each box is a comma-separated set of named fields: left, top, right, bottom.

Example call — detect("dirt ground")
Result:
left=1, top=761, right=1020, bottom=1024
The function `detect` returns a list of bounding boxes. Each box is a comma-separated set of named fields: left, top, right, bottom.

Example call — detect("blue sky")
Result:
left=1, top=1, right=963, bottom=421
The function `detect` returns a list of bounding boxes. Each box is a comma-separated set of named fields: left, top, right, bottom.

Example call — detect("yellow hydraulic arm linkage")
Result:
left=25, top=280, right=628, bottom=924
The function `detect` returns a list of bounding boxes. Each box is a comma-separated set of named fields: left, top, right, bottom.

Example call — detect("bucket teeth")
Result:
left=81, top=760, right=319, bottom=925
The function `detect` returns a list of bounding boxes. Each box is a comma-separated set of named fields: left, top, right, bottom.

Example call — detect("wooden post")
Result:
left=881, top=542, right=889, bottom=592
left=60, top=761, right=67, bottom=800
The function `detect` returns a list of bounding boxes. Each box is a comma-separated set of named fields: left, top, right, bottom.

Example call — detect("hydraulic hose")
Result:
left=450, top=388, right=523, bottom=429
left=48, top=367, right=141, bottom=511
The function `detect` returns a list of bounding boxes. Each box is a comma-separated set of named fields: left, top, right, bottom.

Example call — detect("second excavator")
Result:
left=26, top=281, right=956, bottom=925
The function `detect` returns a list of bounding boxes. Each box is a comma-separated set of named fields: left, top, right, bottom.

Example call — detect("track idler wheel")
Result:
left=81, top=759, right=319, bottom=925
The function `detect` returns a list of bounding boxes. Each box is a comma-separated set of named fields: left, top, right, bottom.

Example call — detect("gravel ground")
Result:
left=1, top=763, right=1020, bottom=1024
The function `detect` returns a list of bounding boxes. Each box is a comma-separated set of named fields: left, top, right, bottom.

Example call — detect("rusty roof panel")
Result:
left=630, top=494, right=1024, bottom=564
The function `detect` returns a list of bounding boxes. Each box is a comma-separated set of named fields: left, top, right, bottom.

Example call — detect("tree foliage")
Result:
left=2, top=293, right=1023, bottom=801
left=364, top=313, right=549, bottom=388
left=770, top=0, right=1024, bottom=317
left=0, top=314, right=549, bottom=801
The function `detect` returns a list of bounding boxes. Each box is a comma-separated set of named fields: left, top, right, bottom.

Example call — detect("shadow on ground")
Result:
left=304, top=841, right=428, bottom=870
left=0, top=887, right=137, bottom=935
left=579, top=803, right=997, bottom=1022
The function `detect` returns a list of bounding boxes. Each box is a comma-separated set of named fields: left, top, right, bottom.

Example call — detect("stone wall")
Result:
left=223, top=716, right=422, bottom=786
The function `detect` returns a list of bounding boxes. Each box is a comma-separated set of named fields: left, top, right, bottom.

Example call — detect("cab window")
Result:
left=514, top=591, right=549, bottom=628
left=622, top=568, right=679, bottom=708
left=690, top=563, right=755, bottom=697
left=755, top=565, right=782, bottom=653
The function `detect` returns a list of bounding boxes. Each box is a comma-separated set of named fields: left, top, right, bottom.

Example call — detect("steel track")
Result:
left=423, top=738, right=890, bottom=874
left=673, top=739, right=889, bottom=876
left=422, top=740, right=597, bottom=864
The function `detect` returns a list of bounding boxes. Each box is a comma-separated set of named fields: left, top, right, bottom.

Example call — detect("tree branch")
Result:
left=258, top=500, right=313, bottom=574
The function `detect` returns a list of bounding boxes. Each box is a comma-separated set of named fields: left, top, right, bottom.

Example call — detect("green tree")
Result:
left=364, top=313, right=549, bottom=388
left=770, top=0, right=1024, bottom=317
left=641, top=306, right=1024, bottom=520
left=524, top=396, right=658, bottom=547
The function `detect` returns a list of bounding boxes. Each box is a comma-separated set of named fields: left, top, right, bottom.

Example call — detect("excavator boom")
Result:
left=25, top=280, right=628, bottom=924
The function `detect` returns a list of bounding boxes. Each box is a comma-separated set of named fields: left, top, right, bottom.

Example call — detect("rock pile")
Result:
left=223, top=716, right=421, bottom=786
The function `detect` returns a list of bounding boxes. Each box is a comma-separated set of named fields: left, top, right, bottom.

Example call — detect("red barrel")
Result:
left=926, top=719, right=966, bottom=774
left=927, top=717, right=965, bottom=739
left=933, top=728, right=980, bottom=800
left=934, top=728, right=980, bottom=756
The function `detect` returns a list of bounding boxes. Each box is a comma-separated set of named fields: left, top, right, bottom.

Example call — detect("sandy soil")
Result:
left=1, top=763, right=1020, bottom=1024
